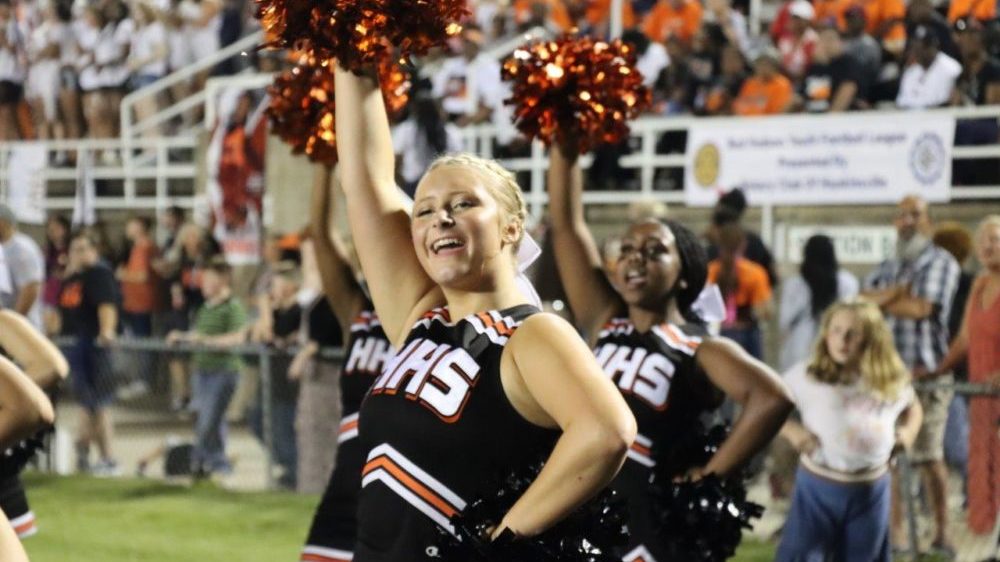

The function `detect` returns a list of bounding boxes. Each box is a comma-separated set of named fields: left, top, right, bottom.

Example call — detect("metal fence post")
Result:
left=259, top=345, right=275, bottom=490
left=897, top=451, right=921, bottom=561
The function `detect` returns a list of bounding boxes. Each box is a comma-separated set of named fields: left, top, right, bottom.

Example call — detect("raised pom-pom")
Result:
left=502, top=34, right=651, bottom=153
left=430, top=462, right=628, bottom=561
left=387, top=0, right=468, bottom=59
left=648, top=424, right=764, bottom=562
left=255, top=0, right=466, bottom=71
left=266, top=57, right=340, bottom=165
left=266, top=56, right=411, bottom=165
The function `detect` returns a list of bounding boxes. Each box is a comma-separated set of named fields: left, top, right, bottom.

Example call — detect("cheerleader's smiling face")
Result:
left=412, top=164, right=520, bottom=290
left=615, top=220, right=683, bottom=309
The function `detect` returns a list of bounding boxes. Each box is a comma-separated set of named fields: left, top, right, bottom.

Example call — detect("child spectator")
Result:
left=167, top=257, right=246, bottom=478
left=776, top=300, right=922, bottom=562
left=732, top=50, right=795, bottom=115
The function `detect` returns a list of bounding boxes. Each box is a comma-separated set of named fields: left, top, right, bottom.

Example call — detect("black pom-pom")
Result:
left=0, top=428, right=50, bottom=479
left=430, top=462, right=628, bottom=561
left=649, top=475, right=764, bottom=562
left=649, top=424, right=763, bottom=562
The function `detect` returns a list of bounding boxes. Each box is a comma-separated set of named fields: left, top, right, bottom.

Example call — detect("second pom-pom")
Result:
left=502, top=34, right=651, bottom=154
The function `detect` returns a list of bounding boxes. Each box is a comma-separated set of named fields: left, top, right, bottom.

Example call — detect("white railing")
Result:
left=3, top=101, right=998, bottom=235
left=460, top=104, right=1000, bottom=248
left=120, top=31, right=265, bottom=141
left=0, top=136, right=200, bottom=216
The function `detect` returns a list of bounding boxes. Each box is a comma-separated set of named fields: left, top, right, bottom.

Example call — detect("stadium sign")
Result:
left=783, top=225, right=897, bottom=265
left=684, top=113, right=955, bottom=207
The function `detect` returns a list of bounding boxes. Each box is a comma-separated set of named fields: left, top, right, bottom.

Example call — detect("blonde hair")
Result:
left=977, top=215, right=1000, bottom=239
left=426, top=153, right=527, bottom=246
left=808, top=299, right=910, bottom=401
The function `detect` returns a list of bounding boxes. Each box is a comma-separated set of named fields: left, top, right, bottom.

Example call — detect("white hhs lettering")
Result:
left=595, top=344, right=675, bottom=410
left=372, top=339, right=480, bottom=422
left=345, top=337, right=392, bottom=375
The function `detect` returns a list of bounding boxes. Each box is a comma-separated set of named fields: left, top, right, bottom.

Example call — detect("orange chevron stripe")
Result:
left=476, top=312, right=514, bottom=336
left=301, top=555, right=351, bottom=562
left=339, top=419, right=359, bottom=434
left=630, top=441, right=652, bottom=457
left=662, top=324, right=699, bottom=350
left=362, top=456, right=459, bottom=518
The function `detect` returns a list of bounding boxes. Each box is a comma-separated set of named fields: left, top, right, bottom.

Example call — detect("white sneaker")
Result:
left=91, top=459, right=121, bottom=478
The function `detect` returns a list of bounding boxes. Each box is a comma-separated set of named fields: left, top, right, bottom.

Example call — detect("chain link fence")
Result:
left=46, top=336, right=344, bottom=492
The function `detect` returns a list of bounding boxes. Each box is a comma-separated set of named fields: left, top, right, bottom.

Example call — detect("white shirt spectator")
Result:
left=0, top=19, right=26, bottom=84
left=432, top=54, right=504, bottom=118
left=778, top=270, right=860, bottom=372
left=636, top=42, right=671, bottom=88
left=0, top=232, right=45, bottom=329
left=26, top=20, right=64, bottom=119
left=392, top=120, right=464, bottom=185
left=432, top=53, right=519, bottom=145
left=896, top=52, right=962, bottom=109
left=130, top=20, right=168, bottom=77
left=784, top=361, right=915, bottom=478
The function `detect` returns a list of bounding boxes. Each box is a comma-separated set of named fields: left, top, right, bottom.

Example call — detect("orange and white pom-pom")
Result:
left=502, top=34, right=651, bottom=153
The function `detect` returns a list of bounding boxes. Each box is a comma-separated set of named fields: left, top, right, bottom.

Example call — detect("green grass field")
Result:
left=20, top=473, right=776, bottom=561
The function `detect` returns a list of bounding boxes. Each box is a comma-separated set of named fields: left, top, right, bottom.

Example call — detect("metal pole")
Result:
left=897, top=451, right=921, bottom=560
left=259, top=345, right=276, bottom=490
left=610, top=0, right=624, bottom=38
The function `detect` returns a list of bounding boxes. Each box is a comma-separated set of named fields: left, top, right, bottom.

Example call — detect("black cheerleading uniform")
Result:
left=353, top=305, right=558, bottom=561
left=303, top=303, right=394, bottom=562
left=593, top=319, right=722, bottom=562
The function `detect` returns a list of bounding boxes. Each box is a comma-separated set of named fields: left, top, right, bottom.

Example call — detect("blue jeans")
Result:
left=721, top=325, right=763, bottom=361
left=192, top=370, right=238, bottom=474
left=943, top=395, right=969, bottom=501
left=776, top=466, right=891, bottom=562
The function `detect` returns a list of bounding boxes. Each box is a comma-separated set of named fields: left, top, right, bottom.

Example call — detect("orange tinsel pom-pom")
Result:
left=502, top=35, right=651, bottom=153
left=255, top=0, right=467, bottom=71
left=266, top=56, right=412, bottom=165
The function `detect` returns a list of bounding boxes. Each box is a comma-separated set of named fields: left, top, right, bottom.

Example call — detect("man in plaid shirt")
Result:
left=863, top=195, right=960, bottom=556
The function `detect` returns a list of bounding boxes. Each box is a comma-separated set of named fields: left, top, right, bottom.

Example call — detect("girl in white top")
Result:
left=127, top=1, right=168, bottom=140
left=26, top=0, right=65, bottom=139
left=776, top=299, right=923, bottom=562
left=0, top=0, right=25, bottom=140
left=391, top=89, right=463, bottom=194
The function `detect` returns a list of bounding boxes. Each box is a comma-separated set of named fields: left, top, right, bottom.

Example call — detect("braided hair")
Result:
left=661, top=219, right=709, bottom=325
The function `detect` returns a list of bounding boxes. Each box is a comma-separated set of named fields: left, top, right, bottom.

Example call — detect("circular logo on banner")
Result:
left=693, top=143, right=720, bottom=188
left=909, top=132, right=946, bottom=186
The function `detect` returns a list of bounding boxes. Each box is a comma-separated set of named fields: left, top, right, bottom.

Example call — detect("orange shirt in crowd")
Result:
left=732, top=74, right=794, bottom=116
left=513, top=0, right=574, bottom=31
left=585, top=0, right=637, bottom=28
left=642, top=0, right=704, bottom=45
left=948, top=0, right=996, bottom=22
left=813, top=0, right=906, bottom=51
left=707, top=258, right=773, bottom=324
left=121, top=238, right=159, bottom=314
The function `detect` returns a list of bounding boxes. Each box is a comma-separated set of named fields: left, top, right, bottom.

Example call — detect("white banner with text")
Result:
left=684, top=113, right=955, bottom=207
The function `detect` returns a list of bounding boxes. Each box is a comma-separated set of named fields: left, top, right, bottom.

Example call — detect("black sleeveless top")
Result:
left=593, top=319, right=720, bottom=562
left=354, top=304, right=558, bottom=561
left=315, top=303, right=394, bottom=547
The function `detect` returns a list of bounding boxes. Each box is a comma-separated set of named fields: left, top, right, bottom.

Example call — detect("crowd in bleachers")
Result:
left=0, top=0, right=258, bottom=157
left=3, top=0, right=999, bottom=156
